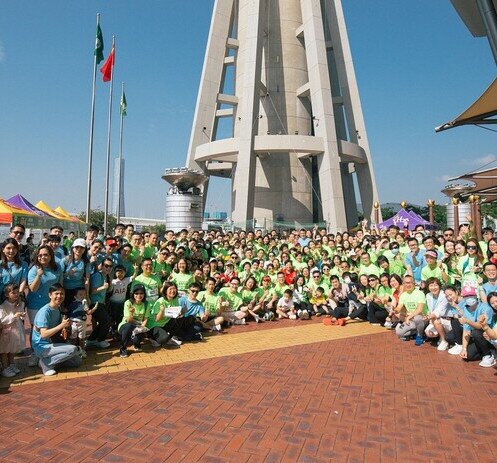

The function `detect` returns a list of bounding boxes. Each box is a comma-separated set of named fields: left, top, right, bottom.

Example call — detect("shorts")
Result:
left=70, top=319, right=86, bottom=340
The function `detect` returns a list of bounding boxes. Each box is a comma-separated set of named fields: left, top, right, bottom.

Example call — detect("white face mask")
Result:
left=391, top=248, right=399, bottom=256
left=344, top=276, right=351, bottom=284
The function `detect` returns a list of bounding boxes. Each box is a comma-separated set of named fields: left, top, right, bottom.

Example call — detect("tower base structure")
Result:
left=185, top=0, right=379, bottom=231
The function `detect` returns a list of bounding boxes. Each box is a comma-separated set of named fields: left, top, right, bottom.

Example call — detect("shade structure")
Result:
left=0, top=199, right=37, bottom=225
left=35, top=200, right=71, bottom=220
left=54, top=206, right=84, bottom=223
left=377, top=208, right=435, bottom=231
left=435, top=76, right=497, bottom=132
left=6, top=194, right=50, bottom=216
left=448, top=166, right=497, bottom=202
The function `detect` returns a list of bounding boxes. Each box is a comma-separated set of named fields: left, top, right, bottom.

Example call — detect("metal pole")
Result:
left=103, top=36, right=115, bottom=236
left=117, top=81, right=125, bottom=223
left=476, top=0, right=497, bottom=66
left=86, top=13, right=100, bottom=224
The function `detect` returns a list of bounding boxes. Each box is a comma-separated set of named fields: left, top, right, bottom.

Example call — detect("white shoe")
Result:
left=28, top=354, right=38, bottom=367
left=289, top=314, right=297, bottom=320
left=300, top=311, right=310, bottom=320
left=149, top=339, right=161, bottom=347
left=384, top=321, right=393, bottom=329
left=38, top=359, right=56, bottom=376
left=479, top=355, right=496, bottom=368
left=1, top=366, right=16, bottom=378
left=211, top=324, right=222, bottom=331
left=234, top=319, right=246, bottom=325
left=253, top=315, right=260, bottom=324
left=166, top=336, right=182, bottom=346
left=9, top=364, right=21, bottom=374
left=437, top=340, right=449, bottom=351
left=448, top=344, right=463, bottom=355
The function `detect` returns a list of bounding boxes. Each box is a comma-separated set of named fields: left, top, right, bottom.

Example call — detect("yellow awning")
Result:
left=435, top=76, right=497, bottom=132
left=35, top=200, right=70, bottom=220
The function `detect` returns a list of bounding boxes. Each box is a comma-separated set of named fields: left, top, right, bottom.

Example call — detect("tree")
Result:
left=77, top=210, right=117, bottom=233
left=380, top=207, right=394, bottom=220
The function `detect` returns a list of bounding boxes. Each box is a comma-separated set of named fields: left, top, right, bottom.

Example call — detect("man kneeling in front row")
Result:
left=32, top=284, right=83, bottom=376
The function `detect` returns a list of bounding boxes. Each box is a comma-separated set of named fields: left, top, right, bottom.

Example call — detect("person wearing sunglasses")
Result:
left=131, top=258, right=162, bottom=304
left=86, top=258, right=113, bottom=349
left=5, top=224, right=30, bottom=265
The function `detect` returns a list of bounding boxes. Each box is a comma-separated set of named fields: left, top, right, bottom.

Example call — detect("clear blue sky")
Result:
left=0, top=1, right=496, bottom=218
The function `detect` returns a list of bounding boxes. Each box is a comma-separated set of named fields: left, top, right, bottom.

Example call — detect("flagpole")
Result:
left=117, top=81, right=125, bottom=223
left=85, top=13, right=100, bottom=224
left=103, top=35, right=115, bottom=236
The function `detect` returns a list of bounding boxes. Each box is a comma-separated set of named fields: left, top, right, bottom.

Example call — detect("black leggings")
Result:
left=163, top=316, right=198, bottom=341
left=367, top=302, right=388, bottom=325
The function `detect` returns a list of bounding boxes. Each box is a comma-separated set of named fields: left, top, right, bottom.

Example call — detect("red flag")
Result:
left=100, top=46, right=115, bottom=82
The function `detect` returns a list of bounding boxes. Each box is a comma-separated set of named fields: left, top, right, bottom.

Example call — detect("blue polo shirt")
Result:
left=26, top=264, right=63, bottom=311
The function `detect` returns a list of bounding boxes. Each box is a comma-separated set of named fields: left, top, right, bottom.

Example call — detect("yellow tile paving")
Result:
left=1, top=321, right=384, bottom=388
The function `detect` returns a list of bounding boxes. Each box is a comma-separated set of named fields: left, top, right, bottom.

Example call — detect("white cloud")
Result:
left=0, top=41, right=5, bottom=63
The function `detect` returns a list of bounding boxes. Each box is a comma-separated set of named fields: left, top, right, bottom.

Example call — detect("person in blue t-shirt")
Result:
left=26, top=246, right=63, bottom=324
left=458, top=295, right=494, bottom=364
left=479, top=262, right=497, bottom=303
left=0, top=238, right=28, bottom=302
left=404, top=237, right=426, bottom=284
left=61, top=238, right=92, bottom=303
left=31, top=284, right=82, bottom=376
left=178, top=283, right=204, bottom=341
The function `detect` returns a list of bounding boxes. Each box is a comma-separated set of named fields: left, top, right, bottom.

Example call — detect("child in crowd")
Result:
left=65, top=287, right=97, bottom=358
left=108, top=264, right=136, bottom=336
left=0, top=284, right=26, bottom=377
left=276, top=289, right=297, bottom=319
left=309, top=286, right=330, bottom=316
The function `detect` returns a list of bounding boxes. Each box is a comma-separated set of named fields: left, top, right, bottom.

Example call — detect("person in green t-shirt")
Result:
left=197, top=277, right=224, bottom=331
left=240, top=276, right=264, bottom=322
left=131, top=258, right=162, bottom=303
left=169, top=258, right=194, bottom=294
left=118, top=284, right=151, bottom=358
left=394, top=275, right=428, bottom=344
left=420, top=250, right=449, bottom=287
left=218, top=277, right=247, bottom=324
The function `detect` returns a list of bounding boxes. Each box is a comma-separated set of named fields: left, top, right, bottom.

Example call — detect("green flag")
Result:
left=95, top=24, right=104, bottom=64
left=120, top=91, right=127, bottom=116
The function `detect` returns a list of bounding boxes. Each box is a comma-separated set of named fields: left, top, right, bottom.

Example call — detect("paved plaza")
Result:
left=1, top=321, right=496, bottom=462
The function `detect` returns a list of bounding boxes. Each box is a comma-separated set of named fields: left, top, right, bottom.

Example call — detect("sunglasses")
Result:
left=190, top=289, right=199, bottom=294
left=467, top=246, right=478, bottom=250
left=103, top=264, right=113, bottom=268
left=13, top=230, right=25, bottom=236
left=368, top=278, right=378, bottom=282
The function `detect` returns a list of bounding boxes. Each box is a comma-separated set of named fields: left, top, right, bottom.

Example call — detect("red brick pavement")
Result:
left=1, top=331, right=496, bottom=463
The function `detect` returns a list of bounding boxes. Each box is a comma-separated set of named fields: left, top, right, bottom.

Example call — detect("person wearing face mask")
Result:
left=383, top=242, right=406, bottom=276
left=447, top=293, right=492, bottom=364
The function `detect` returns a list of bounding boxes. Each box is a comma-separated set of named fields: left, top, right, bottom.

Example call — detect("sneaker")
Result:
left=297, top=310, right=302, bottom=318
left=85, top=340, right=98, bottom=348
left=77, top=347, right=88, bottom=359
left=211, top=324, right=223, bottom=332
left=192, top=333, right=203, bottom=341
left=38, top=359, right=56, bottom=376
left=167, top=336, right=182, bottom=346
left=414, top=335, right=425, bottom=346
left=384, top=321, right=393, bottom=329
left=437, top=340, right=449, bottom=351
left=96, top=340, right=110, bottom=349
left=233, top=319, right=246, bottom=325
left=1, top=366, right=16, bottom=378
left=337, top=318, right=346, bottom=326
left=479, top=355, right=496, bottom=368
left=27, top=354, right=38, bottom=367
left=253, top=315, right=260, bottom=324
left=133, top=342, right=142, bottom=351
left=9, top=364, right=21, bottom=374
left=300, top=311, right=310, bottom=320
left=119, top=348, right=128, bottom=358
left=448, top=344, right=463, bottom=355
left=149, top=339, right=161, bottom=347
left=289, top=314, right=297, bottom=320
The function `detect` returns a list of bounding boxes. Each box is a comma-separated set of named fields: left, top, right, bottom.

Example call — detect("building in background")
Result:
left=184, top=0, right=379, bottom=231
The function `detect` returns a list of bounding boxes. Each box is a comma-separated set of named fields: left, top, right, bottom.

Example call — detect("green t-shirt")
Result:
left=399, top=288, right=427, bottom=314
left=240, top=288, right=260, bottom=305
left=131, top=273, right=162, bottom=303
left=118, top=300, right=151, bottom=330
left=218, top=287, right=243, bottom=311
left=197, top=291, right=219, bottom=316
left=169, top=272, right=194, bottom=292
left=358, top=263, right=380, bottom=278
left=147, top=297, right=180, bottom=328
left=421, top=263, right=447, bottom=282
left=143, top=244, right=158, bottom=259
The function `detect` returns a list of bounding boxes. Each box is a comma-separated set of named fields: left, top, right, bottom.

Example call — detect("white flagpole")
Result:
left=117, top=81, right=125, bottom=223
left=85, top=13, right=100, bottom=224
left=103, top=35, right=115, bottom=236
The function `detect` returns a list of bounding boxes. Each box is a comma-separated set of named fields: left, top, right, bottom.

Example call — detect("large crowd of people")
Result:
left=0, top=219, right=496, bottom=378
